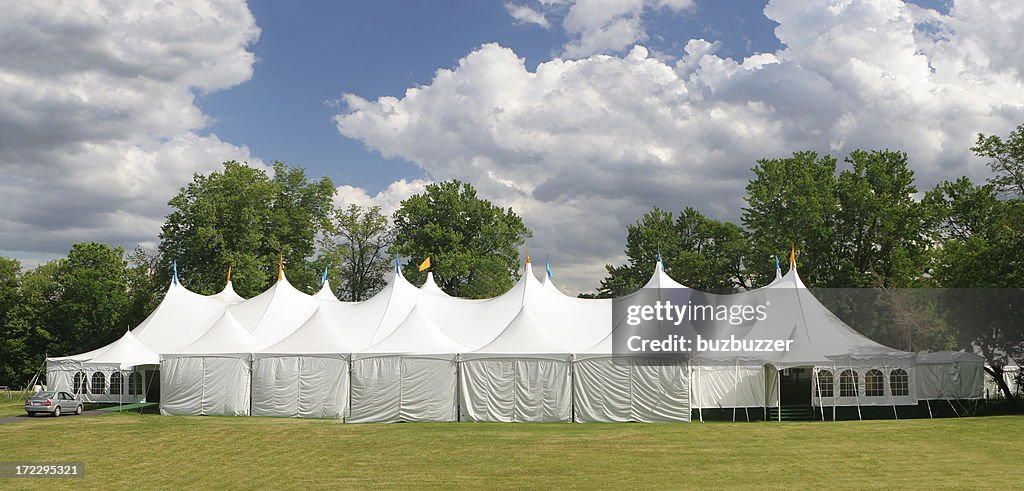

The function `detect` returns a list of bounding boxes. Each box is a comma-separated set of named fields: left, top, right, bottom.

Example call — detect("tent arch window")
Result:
left=889, top=369, right=909, bottom=396
left=817, top=369, right=834, bottom=398
left=865, top=369, right=884, bottom=396
left=91, top=372, right=106, bottom=395
left=110, top=372, right=124, bottom=395
left=839, top=369, right=858, bottom=397
left=72, top=371, right=88, bottom=394
left=128, top=372, right=143, bottom=396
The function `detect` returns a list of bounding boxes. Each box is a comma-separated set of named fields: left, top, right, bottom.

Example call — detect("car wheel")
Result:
left=53, top=406, right=61, bottom=417
left=27, top=412, right=35, bottom=417
left=76, top=405, right=83, bottom=415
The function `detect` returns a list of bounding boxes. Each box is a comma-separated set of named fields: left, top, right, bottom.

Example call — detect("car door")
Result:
left=60, top=392, right=74, bottom=411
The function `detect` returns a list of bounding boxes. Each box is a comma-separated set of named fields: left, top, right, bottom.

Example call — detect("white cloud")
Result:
left=0, top=0, right=260, bottom=258
left=506, top=2, right=553, bottom=29
left=335, top=179, right=433, bottom=217
left=505, top=0, right=695, bottom=58
left=336, top=0, right=1024, bottom=293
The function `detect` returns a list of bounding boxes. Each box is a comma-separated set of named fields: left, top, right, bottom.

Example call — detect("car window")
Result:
left=61, top=392, right=73, bottom=400
left=35, top=391, right=55, bottom=399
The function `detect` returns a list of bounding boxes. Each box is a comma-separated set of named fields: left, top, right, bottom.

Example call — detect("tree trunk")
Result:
left=983, top=365, right=1016, bottom=401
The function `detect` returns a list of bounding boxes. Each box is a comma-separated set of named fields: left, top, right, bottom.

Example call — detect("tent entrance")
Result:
left=779, top=367, right=812, bottom=406
left=144, top=369, right=161, bottom=403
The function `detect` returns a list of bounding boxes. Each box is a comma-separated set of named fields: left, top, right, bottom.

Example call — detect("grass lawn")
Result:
left=1, top=413, right=1021, bottom=489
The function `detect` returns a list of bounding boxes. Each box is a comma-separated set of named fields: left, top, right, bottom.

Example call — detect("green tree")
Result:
left=317, top=204, right=393, bottom=301
left=742, top=151, right=840, bottom=287
left=49, top=242, right=131, bottom=356
left=391, top=180, right=531, bottom=298
left=3, top=260, right=61, bottom=386
left=158, top=161, right=335, bottom=297
left=924, top=177, right=1024, bottom=399
left=595, top=207, right=750, bottom=297
left=972, top=123, right=1024, bottom=198
left=834, top=150, right=930, bottom=288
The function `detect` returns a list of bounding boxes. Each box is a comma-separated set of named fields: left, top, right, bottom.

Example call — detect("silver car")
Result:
left=24, top=391, right=83, bottom=417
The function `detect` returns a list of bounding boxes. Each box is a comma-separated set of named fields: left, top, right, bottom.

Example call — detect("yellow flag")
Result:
left=278, top=254, right=284, bottom=280
left=418, top=257, right=431, bottom=272
left=226, top=264, right=232, bottom=283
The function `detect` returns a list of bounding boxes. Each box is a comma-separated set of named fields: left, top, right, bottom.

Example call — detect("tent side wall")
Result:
left=348, top=354, right=459, bottom=423
left=459, top=356, right=572, bottom=423
left=45, top=360, right=146, bottom=404
left=691, top=365, right=766, bottom=409
left=573, top=356, right=690, bottom=422
left=916, top=360, right=985, bottom=400
left=160, top=355, right=251, bottom=416
left=251, top=354, right=349, bottom=419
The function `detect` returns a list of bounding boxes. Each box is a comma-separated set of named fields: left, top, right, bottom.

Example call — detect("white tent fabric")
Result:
left=228, top=272, right=320, bottom=348
left=160, top=311, right=258, bottom=416
left=48, top=257, right=985, bottom=421
left=349, top=305, right=466, bottom=423
left=461, top=304, right=573, bottom=422
left=87, top=330, right=159, bottom=369
left=211, top=280, right=246, bottom=304
left=420, top=272, right=449, bottom=296
left=915, top=351, right=985, bottom=400
left=251, top=307, right=356, bottom=418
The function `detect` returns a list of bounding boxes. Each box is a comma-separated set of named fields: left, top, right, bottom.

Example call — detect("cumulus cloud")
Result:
left=335, top=179, right=433, bottom=217
left=335, top=0, right=1024, bottom=293
left=505, top=2, right=552, bottom=29
left=505, top=0, right=695, bottom=58
left=0, top=0, right=261, bottom=260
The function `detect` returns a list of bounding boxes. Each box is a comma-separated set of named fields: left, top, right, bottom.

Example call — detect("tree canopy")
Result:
left=158, top=161, right=335, bottom=297
left=391, top=180, right=531, bottom=298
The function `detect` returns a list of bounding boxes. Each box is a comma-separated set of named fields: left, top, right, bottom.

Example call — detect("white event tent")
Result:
left=45, top=255, right=984, bottom=421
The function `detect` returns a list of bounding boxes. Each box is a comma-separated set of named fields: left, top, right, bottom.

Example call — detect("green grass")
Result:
left=1, top=414, right=1021, bottom=489
left=0, top=394, right=31, bottom=417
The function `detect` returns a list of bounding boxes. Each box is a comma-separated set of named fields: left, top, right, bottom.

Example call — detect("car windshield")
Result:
left=33, top=391, right=56, bottom=399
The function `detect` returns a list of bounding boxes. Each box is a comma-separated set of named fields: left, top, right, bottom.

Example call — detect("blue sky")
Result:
left=1, top=0, right=1020, bottom=293
left=197, top=0, right=784, bottom=193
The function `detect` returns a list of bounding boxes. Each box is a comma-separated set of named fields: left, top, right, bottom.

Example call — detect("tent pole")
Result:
left=849, top=356, right=862, bottom=421
left=832, top=363, right=837, bottom=422
left=926, top=398, right=933, bottom=418
left=813, top=367, right=824, bottom=421
left=777, top=371, right=782, bottom=423
left=697, top=362, right=703, bottom=423
left=569, top=354, right=575, bottom=424
left=947, top=399, right=960, bottom=417
left=732, top=361, right=738, bottom=422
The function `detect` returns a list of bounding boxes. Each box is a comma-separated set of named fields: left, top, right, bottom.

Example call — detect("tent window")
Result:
left=128, top=372, right=143, bottom=395
left=890, top=369, right=909, bottom=396
left=865, top=369, right=884, bottom=396
left=817, top=370, right=834, bottom=398
left=73, top=371, right=88, bottom=394
left=110, top=372, right=124, bottom=395
left=91, top=372, right=106, bottom=395
left=839, top=369, right=858, bottom=397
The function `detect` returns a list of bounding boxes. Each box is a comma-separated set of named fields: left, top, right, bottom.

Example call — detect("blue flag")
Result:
left=172, top=260, right=178, bottom=286
left=546, top=255, right=553, bottom=279
left=657, top=243, right=663, bottom=264
left=321, top=266, right=329, bottom=285
left=394, top=256, right=400, bottom=274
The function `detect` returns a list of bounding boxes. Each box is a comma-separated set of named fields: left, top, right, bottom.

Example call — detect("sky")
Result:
left=2, top=0, right=1023, bottom=294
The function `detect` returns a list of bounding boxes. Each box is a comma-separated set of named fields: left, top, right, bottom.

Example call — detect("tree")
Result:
left=742, top=151, right=841, bottom=287
left=834, top=150, right=931, bottom=288
left=972, top=123, right=1024, bottom=198
left=158, top=161, right=335, bottom=297
left=595, top=207, right=750, bottom=297
left=924, top=177, right=1024, bottom=399
left=391, top=180, right=531, bottom=298
left=317, top=204, right=393, bottom=301
left=48, top=242, right=131, bottom=356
